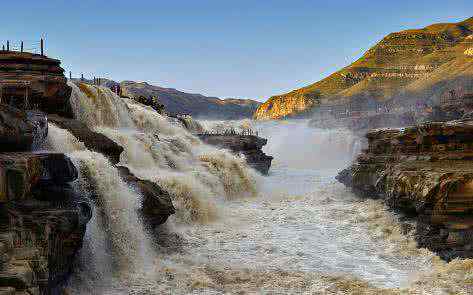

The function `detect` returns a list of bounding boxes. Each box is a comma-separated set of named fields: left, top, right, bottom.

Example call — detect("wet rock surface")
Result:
left=48, top=115, right=123, bottom=164
left=337, top=120, right=473, bottom=260
left=118, top=166, right=175, bottom=226
left=0, top=105, right=47, bottom=152
left=0, top=153, right=91, bottom=294
left=197, top=134, right=273, bottom=175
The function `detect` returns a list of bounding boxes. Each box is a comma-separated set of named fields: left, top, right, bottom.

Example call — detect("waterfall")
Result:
left=67, top=82, right=259, bottom=223
left=48, top=124, right=157, bottom=293
left=45, top=82, right=259, bottom=292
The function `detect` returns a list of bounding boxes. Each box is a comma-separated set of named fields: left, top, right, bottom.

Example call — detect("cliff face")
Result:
left=255, top=17, right=473, bottom=120
left=119, top=81, right=261, bottom=119
left=0, top=154, right=91, bottom=294
left=0, top=52, right=72, bottom=117
left=337, top=119, right=473, bottom=260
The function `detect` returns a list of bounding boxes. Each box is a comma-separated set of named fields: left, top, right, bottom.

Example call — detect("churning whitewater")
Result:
left=46, top=83, right=473, bottom=294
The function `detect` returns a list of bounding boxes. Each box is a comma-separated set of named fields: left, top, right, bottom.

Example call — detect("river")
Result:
left=48, top=84, right=472, bottom=294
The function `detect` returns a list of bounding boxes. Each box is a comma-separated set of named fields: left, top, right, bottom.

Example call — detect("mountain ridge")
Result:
left=254, top=17, right=473, bottom=120
left=90, top=79, right=261, bottom=119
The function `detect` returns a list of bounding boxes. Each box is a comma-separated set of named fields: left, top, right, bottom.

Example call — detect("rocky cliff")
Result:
left=0, top=52, right=72, bottom=118
left=0, top=106, right=92, bottom=294
left=337, top=119, right=473, bottom=260
left=119, top=81, right=261, bottom=119
left=255, top=17, right=473, bottom=120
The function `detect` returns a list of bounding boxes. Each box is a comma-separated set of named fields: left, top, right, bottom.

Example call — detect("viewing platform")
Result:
left=0, top=44, right=71, bottom=117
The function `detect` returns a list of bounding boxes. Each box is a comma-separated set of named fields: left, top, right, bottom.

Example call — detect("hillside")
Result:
left=254, top=17, right=473, bottom=120
left=119, top=81, right=260, bottom=119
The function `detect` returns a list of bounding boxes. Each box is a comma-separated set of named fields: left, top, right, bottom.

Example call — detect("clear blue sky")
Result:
left=1, top=1, right=472, bottom=101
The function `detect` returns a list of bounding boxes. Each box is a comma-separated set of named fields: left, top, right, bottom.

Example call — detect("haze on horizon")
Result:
left=2, top=0, right=472, bottom=101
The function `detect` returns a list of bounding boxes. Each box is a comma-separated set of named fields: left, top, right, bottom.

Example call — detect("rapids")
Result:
left=46, top=83, right=473, bottom=294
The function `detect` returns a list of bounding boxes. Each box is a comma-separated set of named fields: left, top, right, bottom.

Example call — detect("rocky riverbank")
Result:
left=337, top=119, right=473, bottom=260
left=197, top=134, right=273, bottom=175
left=0, top=106, right=92, bottom=294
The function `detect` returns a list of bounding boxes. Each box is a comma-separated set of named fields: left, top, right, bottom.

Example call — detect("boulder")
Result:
left=0, top=105, right=47, bottom=152
left=48, top=115, right=123, bottom=164
left=197, top=134, right=273, bottom=175
left=118, top=166, right=175, bottom=225
left=337, top=120, right=473, bottom=260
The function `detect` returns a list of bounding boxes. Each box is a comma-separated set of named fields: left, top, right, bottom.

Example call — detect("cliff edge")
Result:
left=337, top=119, right=473, bottom=260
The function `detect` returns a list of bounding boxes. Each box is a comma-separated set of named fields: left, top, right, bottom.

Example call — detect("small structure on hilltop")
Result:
left=0, top=45, right=72, bottom=117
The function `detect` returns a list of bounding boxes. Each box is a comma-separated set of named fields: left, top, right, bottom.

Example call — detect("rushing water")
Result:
left=46, top=83, right=473, bottom=294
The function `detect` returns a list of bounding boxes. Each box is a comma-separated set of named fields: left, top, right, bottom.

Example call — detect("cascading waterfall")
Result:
left=46, top=82, right=259, bottom=292
left=67, top=82, right=259, bottom=223
left=47, top=124, right=158, bottom=293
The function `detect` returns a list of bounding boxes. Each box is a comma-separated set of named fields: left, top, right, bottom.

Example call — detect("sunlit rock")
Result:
left=0, top=51, right=72, bottom=117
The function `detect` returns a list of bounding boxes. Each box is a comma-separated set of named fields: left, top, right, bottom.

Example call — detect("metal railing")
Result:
left=0, top=39, right=45, bottom=55
left=199, top=128, right=259, bottom=137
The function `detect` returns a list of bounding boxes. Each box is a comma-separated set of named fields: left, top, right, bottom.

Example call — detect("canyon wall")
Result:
left=0, top=105, right=92, bottom=294
left=337, top=119, right=473, bottom=260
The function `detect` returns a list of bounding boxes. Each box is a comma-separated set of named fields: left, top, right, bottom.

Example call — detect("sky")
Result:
left=1, top=0, right=472, bottom=101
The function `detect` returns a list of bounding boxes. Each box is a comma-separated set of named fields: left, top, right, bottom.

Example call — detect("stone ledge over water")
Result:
left=197, top=134, right=273, bottom=175
left=337, top=119, right=473, bottom=260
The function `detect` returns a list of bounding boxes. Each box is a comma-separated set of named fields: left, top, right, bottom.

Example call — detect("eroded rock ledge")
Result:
left=0, top=153, right=91, bottom=294
left=118, top=166, right=175, bottom=226
left=337, top=120, right=473, bottom=260
left=48, top=115, right=124, bottom=165
left=197, top=134, right=273, bottom=175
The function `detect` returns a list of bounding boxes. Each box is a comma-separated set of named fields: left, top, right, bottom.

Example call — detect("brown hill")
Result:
left=254, top=17, right=473, bottom=120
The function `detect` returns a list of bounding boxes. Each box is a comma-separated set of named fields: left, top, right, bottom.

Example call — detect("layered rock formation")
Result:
left=197, top=134, right=273, bottom=175
left=255, top=17, right=473, bottom=120
left=0, top=52, right=72, bottom=117
left=0, top=101, right=91, bottom=294
left=0, top=153, right=91, bottom=294
left=0, top=105, right=47, bottom=151
left=337, top=120, right=473, bottom=260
